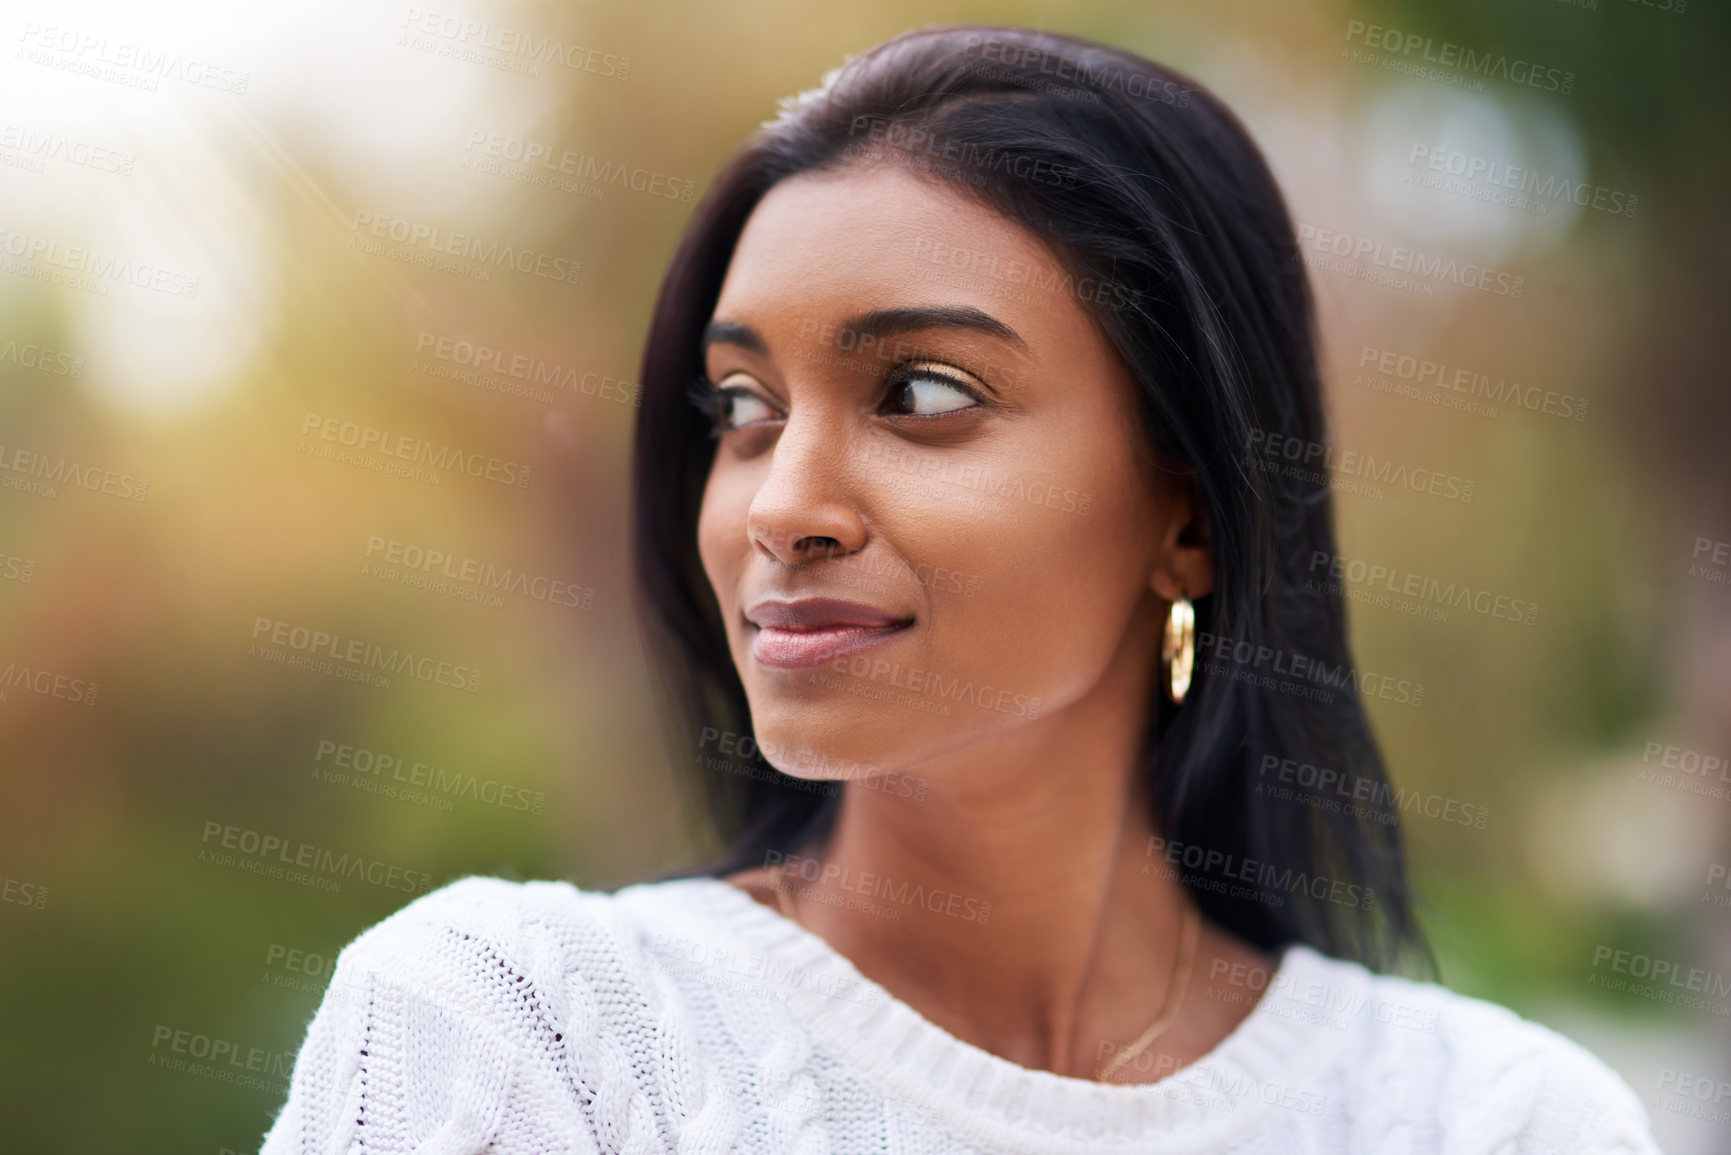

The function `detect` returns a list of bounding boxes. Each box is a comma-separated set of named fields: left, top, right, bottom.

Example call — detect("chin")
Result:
left=749, top=707, right=894, bottom=783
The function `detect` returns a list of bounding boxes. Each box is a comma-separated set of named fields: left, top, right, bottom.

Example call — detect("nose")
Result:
left=746, top=409, right=867, bottom=566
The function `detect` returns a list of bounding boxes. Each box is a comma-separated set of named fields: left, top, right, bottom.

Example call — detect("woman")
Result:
left=262, top=26, right=1661, bottom=1154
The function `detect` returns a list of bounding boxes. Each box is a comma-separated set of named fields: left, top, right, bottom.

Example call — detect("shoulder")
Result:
left=337, top=874, right=617, bottom=974
left=264, top=876, right=684, bottom=1154
left=326, top=874, right=676, bottom=1041
left=1293, top=949, right=1662, bottom=1153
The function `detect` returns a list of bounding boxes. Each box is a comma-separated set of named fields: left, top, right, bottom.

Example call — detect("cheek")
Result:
left=923, top=432, right=1152, bottom=706
left=696, top=467, right=752, bottom=610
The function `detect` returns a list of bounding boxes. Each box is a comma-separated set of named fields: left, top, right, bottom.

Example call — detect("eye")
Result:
left=690, top=374, right=783, bottom=433
left=883, top=363, right=983, bottom=418
left=717, top=387, right=780, bottom=428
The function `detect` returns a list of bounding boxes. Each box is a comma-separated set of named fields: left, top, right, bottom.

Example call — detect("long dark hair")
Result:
left=629, top=25, right=1425, bottom=971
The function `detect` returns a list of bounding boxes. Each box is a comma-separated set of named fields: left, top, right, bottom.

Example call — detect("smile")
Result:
left=751, top=622, right=913, bottom=669
left=744, top=598, right=915, bottom=670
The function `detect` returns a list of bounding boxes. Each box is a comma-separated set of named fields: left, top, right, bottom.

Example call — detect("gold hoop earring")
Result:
left=1162, top=591, right=1195, bottom=703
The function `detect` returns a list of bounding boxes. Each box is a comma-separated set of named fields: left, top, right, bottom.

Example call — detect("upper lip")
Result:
left=744, top=597, right=911, bottom=631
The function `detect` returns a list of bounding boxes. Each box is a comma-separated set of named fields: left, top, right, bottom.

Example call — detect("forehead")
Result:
left=713, top=160, right=1080, bottom=326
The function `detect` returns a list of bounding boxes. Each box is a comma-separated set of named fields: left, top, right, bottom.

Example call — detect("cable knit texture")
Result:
left=259, top=876, right=1663, bottom=1155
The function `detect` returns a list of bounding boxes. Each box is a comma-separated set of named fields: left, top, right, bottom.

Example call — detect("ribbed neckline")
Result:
left=611, top=876, right=1358, bottom=1155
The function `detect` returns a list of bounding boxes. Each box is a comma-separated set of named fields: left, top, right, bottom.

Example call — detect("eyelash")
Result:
left=688, top=364, right=987, bottom=436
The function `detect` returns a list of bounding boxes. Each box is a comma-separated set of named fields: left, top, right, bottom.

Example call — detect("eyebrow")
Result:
left=700, top=305, right=1028, bottom=359
left=700, top=320, right=767, bottom=356
left=838, top=305, right=1028, bottom=350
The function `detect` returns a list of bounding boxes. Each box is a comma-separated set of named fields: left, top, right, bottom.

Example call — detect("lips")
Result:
left=745, top=597, right=913, bottom=669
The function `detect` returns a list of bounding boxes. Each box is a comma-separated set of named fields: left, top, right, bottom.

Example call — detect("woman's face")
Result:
left=697, top=160, right=1203, bottom=783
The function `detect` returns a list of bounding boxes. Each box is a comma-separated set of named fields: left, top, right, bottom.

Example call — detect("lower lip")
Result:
left=751, top=623, right=911, bottom=669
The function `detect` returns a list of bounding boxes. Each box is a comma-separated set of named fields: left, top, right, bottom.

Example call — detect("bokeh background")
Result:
left=2, top=0, right=1728, bottom=1150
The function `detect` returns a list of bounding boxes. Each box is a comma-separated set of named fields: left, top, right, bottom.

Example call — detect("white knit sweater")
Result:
left=259, top=875, right=1662, bottom=1155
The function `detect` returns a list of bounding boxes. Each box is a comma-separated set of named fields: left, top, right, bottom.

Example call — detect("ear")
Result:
left=1148, top=471, right=1213, bottom=604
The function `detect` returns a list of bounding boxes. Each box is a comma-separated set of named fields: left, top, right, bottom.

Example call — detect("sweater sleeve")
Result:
left=259, top=878, right=605, bottom=1155
left=1432, top=991, right=1668, bottom=1155
left=1549, top=1039, right=1666, bottom=1155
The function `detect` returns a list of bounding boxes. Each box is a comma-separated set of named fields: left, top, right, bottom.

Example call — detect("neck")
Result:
left=779, top=606, right=1208, bottom=1079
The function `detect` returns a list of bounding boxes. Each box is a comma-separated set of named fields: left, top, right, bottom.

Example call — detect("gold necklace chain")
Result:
left=1094, top=897, right=1199, bottom=1082
left=768, top=862, right=1200, bottom=1084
